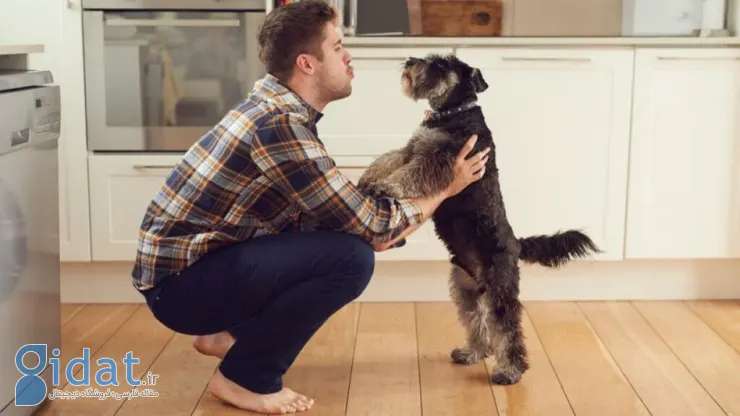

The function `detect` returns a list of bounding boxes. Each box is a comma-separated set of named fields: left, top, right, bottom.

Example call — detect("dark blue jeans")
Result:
left=139, top=230, right=375, bottom=394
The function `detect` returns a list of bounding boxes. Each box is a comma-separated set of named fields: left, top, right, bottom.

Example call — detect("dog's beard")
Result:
left=402, top=69, right=459, bottom=108
left=401, top=72, right=414, bottom=98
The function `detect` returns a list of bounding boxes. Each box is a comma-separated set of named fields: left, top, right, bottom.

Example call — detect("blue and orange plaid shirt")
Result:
left=131, top=74, right=424, bottom=290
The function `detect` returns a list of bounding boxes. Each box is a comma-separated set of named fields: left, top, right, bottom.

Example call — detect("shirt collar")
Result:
left=252, top=73, right=324, bottom=124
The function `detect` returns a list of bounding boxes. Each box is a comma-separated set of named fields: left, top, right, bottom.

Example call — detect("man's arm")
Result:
left=250, top=113, right=441, bottom=245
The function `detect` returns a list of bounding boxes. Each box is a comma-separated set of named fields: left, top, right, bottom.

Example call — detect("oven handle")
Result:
left=132, top=164, right=177, bottom=170
left=105, top=18, right=241, bottom=27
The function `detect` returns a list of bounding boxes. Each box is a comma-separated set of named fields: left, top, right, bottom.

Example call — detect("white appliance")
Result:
left=0, top=70, right=61, bottom=416
left=81, top=0, right=266, bottom=152
left=622, top=0, right=727, bottom=36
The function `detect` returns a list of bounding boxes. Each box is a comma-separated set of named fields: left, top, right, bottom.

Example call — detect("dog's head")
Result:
left=401, top=53, right=488, bottom=109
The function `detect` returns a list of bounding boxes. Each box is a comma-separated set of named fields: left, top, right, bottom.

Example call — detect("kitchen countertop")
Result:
left=0, top=44, right=44, bottom=55
left=342, top=36, right=740, bottom=47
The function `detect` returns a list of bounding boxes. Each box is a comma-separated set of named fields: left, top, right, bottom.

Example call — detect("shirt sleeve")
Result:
left=250, top=112, right=425, bottom=245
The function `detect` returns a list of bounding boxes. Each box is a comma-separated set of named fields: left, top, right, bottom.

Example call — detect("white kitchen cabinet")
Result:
left=88, top=154, right=183, bottom=261
left=454, top=48, right=634, bottom=260
left=87, top=155, right=450, bottom=261
left=625, top=48, right=740, bottom=259
left=59, top=1, right=93, bottom=261
left=318, top=46, right=454, bottom=157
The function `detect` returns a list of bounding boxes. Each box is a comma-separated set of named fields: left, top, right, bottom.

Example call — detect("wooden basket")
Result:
left=419, top=0, right=504, bottom=36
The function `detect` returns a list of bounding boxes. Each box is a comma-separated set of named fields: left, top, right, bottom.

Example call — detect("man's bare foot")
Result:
left=209, top=369, right=314, bottom=414
left=193, top=331, right=235, bottom=359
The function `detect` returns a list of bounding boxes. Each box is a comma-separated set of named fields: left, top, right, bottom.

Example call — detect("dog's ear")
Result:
left=470, top=67, right=488, bottom=93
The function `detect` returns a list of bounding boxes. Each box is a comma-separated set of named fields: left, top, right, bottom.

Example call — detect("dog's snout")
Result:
left=404, top=57, right=422, bottom=68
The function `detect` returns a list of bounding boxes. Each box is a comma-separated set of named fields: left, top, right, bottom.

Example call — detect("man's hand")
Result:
left=444, top=135, right=489, bottom=198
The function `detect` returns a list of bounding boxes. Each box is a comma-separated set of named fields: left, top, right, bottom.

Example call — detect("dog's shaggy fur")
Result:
left=356, top=53, right=601, bottom=385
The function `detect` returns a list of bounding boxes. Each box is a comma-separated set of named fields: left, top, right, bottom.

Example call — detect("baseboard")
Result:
left=61, top=259, right=740, bottom=303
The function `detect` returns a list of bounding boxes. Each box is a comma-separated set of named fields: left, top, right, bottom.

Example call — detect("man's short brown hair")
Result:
left=258, top=1, right=337, bottom=81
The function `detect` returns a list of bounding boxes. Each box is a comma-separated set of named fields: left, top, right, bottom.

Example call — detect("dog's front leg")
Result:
left=374, top=153, right=455, bottom=199
left=356, top=148, right=408, bottom=194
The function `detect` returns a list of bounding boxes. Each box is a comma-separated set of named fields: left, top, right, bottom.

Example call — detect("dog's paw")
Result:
left=490, top=368, right=523, bottom=385
left=451, top=347, right=483, bottom=365
left=365, top=181, right=401, bottom=199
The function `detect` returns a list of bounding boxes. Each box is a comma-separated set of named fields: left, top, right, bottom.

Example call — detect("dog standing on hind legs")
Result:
left=357, top=53, right=601, bottom=385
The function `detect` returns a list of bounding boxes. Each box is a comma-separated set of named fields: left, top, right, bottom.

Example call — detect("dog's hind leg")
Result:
left=480, top=253, right=529, bottom=385
left=448, top=263, right=492, bottom=365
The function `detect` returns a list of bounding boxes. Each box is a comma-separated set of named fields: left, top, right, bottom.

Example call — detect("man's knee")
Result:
left=336, top=234, right=375, bottom=298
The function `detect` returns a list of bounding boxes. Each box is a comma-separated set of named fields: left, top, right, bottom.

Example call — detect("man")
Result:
left=132, top=1, right=489, bottom=414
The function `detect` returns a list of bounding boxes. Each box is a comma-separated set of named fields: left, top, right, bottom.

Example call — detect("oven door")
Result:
left=82, top=2, right=265, bottom=152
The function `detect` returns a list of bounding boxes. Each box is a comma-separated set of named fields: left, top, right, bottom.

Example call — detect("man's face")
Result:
left=314, top=22, right=353, bottom=102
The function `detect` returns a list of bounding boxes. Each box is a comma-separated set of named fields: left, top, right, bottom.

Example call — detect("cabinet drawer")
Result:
left=88, top=154, right=182, bottom=261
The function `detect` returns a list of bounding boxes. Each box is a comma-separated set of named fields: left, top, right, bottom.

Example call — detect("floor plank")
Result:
left=686, top=300, right=740, bottom=353
left=55, top=304, right=139, bottom=378
left=633, top=300, right=740, bottom=415
left=115, top=333, right=219, bottom=415
left=345, top=302, right=421, bottom=416
left=525, top=301, right=650, bottom=416
left=191, top=303, right=361, bottom=416
left=60, top=303, right=85, bottom=326
left=415, top=302, right=498, bottom=416
left=486, top=308, right=574, bottom=416
left=579, top=301, right=725, bottom=416
left=280, top=303, right=360, bottom=416
left=39, top=306, right=175, bottom=415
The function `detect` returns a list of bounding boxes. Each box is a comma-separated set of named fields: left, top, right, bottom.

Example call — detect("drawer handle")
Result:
left=658, top=56, right=740, bottom=61
left=132, top=164, right=176, bottom=170
left=502, top=57, right=591, bottom=62
left=350, top=56, right=407, bottom=61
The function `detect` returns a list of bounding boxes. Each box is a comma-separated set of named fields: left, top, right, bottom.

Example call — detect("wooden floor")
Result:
left=38, top=300, right=740, bottom=416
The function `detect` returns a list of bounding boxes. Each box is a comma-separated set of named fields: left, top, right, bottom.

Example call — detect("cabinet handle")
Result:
left=132, top=164, right=176, bottom=170
left=501, top=57, right=591, bottom=62
left=106, top=19, right=240, bottom=27
left=657, top=56, right=740, bottom=61
left=351, top=56, right=406, bottom=61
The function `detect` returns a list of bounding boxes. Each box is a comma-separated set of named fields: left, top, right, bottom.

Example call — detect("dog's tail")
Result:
left=518, top=229, right=601, bottom=268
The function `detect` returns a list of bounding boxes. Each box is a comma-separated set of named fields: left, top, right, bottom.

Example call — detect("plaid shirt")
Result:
left=131, top=74, right=424, bottom=290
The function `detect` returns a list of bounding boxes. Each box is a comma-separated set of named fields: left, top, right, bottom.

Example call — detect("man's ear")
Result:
left=470, top=67, right=488, bottom=93
left=296, top=54, right=314, bottom=75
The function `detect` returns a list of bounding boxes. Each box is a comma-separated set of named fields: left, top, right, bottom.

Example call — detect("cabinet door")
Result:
left=626, top=48, right=740, bottom=259
left=59, top=1, right=94, bottom=261
left=318, top=47, right=454, bottom=157
left=454, top=48, right=634, bottom=260
left=88, top=155, right=183, bottom=261
left=339, top=167, right=449, bottom=261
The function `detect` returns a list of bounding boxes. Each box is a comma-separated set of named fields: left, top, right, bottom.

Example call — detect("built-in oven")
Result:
left=81, top=0, right=266, bottom=152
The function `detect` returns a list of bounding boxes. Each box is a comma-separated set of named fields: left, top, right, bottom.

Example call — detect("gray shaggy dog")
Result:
left=356, top=53, right=600, bottom=385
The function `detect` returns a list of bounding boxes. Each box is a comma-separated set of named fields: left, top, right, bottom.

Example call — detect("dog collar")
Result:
left=426, top=100, right=478, bottom=120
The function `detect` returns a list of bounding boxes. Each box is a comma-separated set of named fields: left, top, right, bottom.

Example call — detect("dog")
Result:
left=356, top=53, right=601, bottom=385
